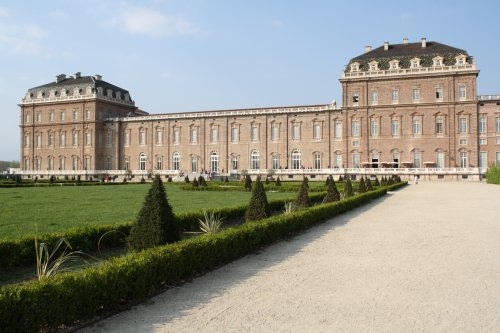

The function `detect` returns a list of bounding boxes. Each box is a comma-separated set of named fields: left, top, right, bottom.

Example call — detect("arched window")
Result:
left=291, top=149, right=301, bottom=170
left=139, top=153, right=147, bottom=171
left=250, top=150, right=260, bottom=170
left=210, top=151, right=219, bottom=173
left=172, top=152, right=180, bottom=170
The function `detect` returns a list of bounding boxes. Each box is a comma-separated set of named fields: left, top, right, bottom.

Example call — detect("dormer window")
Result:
left=389, top=60, right=399, bottom=69
left=410, top=57, right=421, bottom=68
left=368, top=61, right=379, bottom=71
left=455, top=54, right=467, bottom=65
left=350, top=62, right=360, bottom=72
left=432, top=56, right=443, bottom=67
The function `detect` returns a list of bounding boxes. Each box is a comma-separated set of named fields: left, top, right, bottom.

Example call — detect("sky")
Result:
left=1, top=0, right=499, bottom=161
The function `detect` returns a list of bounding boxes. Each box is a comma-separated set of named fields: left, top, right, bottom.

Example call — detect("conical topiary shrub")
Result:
left=323, top=175, right=340, bottom=203
left=244, top=174, right=252, bottom=191
left=275, top=176, right=281, bottom=187
left=374, top=177, right=380, bottom=187
left=366, top=177, right=373, bottom=191
left=343, top=178, right=353, bottom=198
left=128, top=174, right=180, bottom=251
left=358, top=177, right=367, bottom=193
left=294, top=177, right=310, bottom=209
left=245, top=176, right=270, bottom=222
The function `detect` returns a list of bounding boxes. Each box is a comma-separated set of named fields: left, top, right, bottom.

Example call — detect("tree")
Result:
left=198, top=175, right=207, bottom=187
left=184, top=175, right=190, bottom=183
left=128, top=174, right=180, bottom=250
left=366, top=177, right=373, bottom=191
left=192, top=178, right=199, bottom=187
left=323, top=175, right=340, bottom=203
left=275, top=176, right=281, bottom=187
left=343, top=178, right=354, bottom=198
left=245, top=176, right=270, bottom=222
left=244, top=174, right=252, bottom=191
left=294, top=177, right=310, bottom=209
left=358, top=177, right=367, bottom=193
left=374, top=176, right=380, bottom=187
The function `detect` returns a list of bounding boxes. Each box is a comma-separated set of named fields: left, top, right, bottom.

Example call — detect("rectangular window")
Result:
left=352, top=93, right=359, bottom=105
left=391, top=119, right=399, bottom=136
left=412, top=89, right=420, bottom=102
left=352, top=120, right=360, bottom=137
left=496, top=117, right=500, bottom=133
left=271, top=125, right=279, bottom=141
left=231, top=156, right=239, bottom=170
left=140, top=131, right=146, bottom=145
left=335, top=153, right=342, bottom=168
left=59, top=132, right=66, bottom=147
left=413, top=152, right=422, bottom=168
left=251, top=126, right=259, bottom=141
left=60, top=111, right=65, bottom=121
left=435, top=118, right=444, bottom=135
left=459, top=118, right=467, bottom=134
left=36, top=113, right=41, bottom=123
left=370, top=91, right=378, bottom=105
left=231, top=127, right=238, bottom=142
left=85, top=132, right=91, bottom=146
left=460, top=151, right=467, bottom=168
left=271, top=155, right=279, bottom=170
left=59, top=157, right=65, bottom=170
left=25, top=113, right=30, bottom=124
left=335, top=122, right=342, bottom=138
left=173, top=129, right=180, bottom=144
left=106, top=131, right=113, bottom=146
left=73, top=110, right=78, bottom=120
left=292, top=124, right=300, bottom=140
left=460, top=138, right=467, bottom=145
left=314, top=153, right=321, bottom=169
left=191, top=127, right=197, bottom=143
left=412, top=119, right=421, bottom=135
left=480, top=138, right=487, bottom=145
left=313, top=123, right=321, bottom=140
left=72, top=132, right=78, bottom=146
left=49, top=111, right=54, bottom=122
left=370, top=119, right=378, bottom=137
left=436, top=152, right=445, bottom=168
left=191, top=156, right=198, bottom=172
left=124, top=132, right=130, bottom=146
left=210, top=128, right=218, bottom=143
left=479, top=117, right=487, bottom=134
left=48, top=132, right=53, bottom=146
left=496, top=152, right=500, bottom=164
left=85, top=110, right=91, bottom=120
left=155, top=129, right=163, bottom=144
left=352, top=153, right=360, bottom=168
left=156, top=156, right=163, bottom=170
left=458, top=85, right=466, bottom=100
left=436, top=87, right=443, bottom=101
left=391, top=89, right=399, bottom=104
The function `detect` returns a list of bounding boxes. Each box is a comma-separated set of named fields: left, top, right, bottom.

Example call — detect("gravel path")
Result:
left=80, top=181, right=500, bottom=333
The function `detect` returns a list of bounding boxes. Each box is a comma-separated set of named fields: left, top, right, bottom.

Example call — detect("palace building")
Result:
left=18, top=38, right=500, bottom=180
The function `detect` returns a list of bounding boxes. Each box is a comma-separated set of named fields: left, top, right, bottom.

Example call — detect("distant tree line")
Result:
left=0, top=160, right=20, bottom=172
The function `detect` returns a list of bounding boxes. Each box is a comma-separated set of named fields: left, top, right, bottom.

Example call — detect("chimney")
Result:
left=74, top=72, right=81, bottom=79
left=56, top=74, right=66, bottom=83
left=364, top=45, right=372, bottom=53
left=95, top=74, right=102, bottom=81
left=403, top=37, right=409, bottom=45
left=421, top=37, right=427, bottom=48
left=383, top=42, right=389, bottom=51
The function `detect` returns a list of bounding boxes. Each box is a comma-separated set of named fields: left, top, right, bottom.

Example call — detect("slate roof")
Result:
left=28, top=74, right=131, bottom=97
left=346, top=41, right=472, bottom=72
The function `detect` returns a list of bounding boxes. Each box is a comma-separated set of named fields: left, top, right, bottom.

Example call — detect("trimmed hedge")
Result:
left=0, top=185, right=406, bottom=332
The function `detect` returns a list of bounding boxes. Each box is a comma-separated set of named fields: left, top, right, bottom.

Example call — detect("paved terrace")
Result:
left=81, top=181, right=500, bottom=332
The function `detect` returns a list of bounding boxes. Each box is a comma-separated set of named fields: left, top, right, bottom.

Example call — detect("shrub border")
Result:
left=0, top=183, right=406, bottom=332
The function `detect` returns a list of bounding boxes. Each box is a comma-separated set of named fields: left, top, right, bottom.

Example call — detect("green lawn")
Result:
left=0, top=183, right=297, bottom=240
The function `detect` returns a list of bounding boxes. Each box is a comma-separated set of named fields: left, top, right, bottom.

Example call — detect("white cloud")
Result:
left=0, top=22, right=48, bottom=56
left=119, top=5, right=198, bottom=37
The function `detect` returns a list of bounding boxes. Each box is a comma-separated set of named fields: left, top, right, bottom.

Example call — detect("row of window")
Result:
left=24, top=109, right=93, bottom=124
left=26, top=148, right=497, bottom=172
left=24, top=130, right=114, bottom=148
left=352, top=85, right=467, bottom=106
left=126, top=122, right=325, bottom=146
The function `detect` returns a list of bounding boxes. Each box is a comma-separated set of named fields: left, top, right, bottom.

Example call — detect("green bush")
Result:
left=0, top=188, right=390, bottom=333
left=294, top=177, right=310, bottom=209
left=245, top=176, right=270, bottom=222
left=128, top=175, right=180, bottom=251
left=486, top=163, right=500, bottom=184
left=323, top=176, right=340, bottom=203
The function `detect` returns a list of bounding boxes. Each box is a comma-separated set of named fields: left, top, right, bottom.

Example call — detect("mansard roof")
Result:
left=28, top=73, right=131, bottom=96
left=22, top=73, right=135, bottom=106
left=345, top=40, right=473, bottom=72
